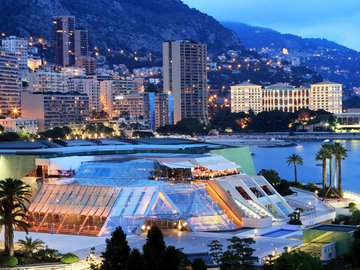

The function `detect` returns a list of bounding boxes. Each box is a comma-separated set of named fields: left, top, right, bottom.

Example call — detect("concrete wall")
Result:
left=0, top=155, right=38, bottom=179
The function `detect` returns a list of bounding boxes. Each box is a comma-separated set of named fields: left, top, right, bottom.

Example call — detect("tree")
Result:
left=208, top=240, right=224, bottom=265
left=192, top=258, right=207, bottom=270
left=0, top=178, right=31, bottom=256
left=143, top=226, right=166, bottom=270
left=125, top=249, right=146, bottom=270
left=0, top=132, right=20, bottom=141
left=159, top=246, right=185, bottom=270
left=18, top=236, right=45, bottom=258
left=331, top=142, right=347, bottom=194
left=101, top=226, right=130, bottom=270
left=221, top=237, right=257, bottom=269
left=322, top=144, right=334, bottom=188
left=349, top=228, right=360, bottom=267
left=315, top=145, right=332, bottom=194
left=286, top=154, right=303, bottom=183
left=258, top=169, right=281, bottom=186
left=274, top=250, right=323, bottom=270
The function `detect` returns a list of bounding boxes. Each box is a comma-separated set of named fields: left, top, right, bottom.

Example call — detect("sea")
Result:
left=250, top=140, right=360, bottom=193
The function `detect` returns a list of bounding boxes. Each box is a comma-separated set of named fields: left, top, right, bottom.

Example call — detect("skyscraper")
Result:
left=163, top=40, right=208, bottom=124
left=0, top=50, right=21, bottom=117
left=74, top=29, right=88, bottom=58
left=52, top=16, right=75, bottom=67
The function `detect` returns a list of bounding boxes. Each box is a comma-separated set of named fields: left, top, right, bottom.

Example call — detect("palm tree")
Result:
left=332, top=142, right=348, bottom=194
left=286, top=154, right=303, bottom=183
left=315, top=145, right=332, bottom=194
left=322, top=144, right=334, bottom=188
left=18, top=236, right=45, bottom=258
left=0, top=178, right=32, bottom=256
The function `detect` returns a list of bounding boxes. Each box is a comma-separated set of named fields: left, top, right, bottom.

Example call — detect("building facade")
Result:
left=1, top=36, right=28, bottom=76
left=230, top=82, right=262, bottom=114
left=163, top=41, right=208, bottom=124
left=310, top=81, right=342, bottom=114
left=52, top=16, right=76, bottom=67
left=74, top=29, right=88, bottom=58
left=21, top=91, right=89, bottom=131
left=76, top=56, right=96, bottom=75
left=0, top=50, right=21, bottom=117
left=100, top=80, right=136, bottom=115
left=0, top=118, right=38, bottom=134
left=68, top=77, right=101, bottom=112
left=28, top=67, right=70, bottom=93
left=231, top=81, right=342, bottom=114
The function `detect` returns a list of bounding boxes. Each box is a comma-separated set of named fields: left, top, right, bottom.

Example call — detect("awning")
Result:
left=160, top=161, right=194, bottom=169
left=195, top=155, right=240, bottom=171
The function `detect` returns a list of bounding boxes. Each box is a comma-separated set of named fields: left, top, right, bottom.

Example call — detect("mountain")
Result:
left=223, top=21, right=355, bottom=52
left=223, top=22, right=360, bottom=88
left=0, top=0, right=243, bottom=53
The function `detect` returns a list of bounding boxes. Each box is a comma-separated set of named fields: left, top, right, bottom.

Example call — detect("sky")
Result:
left=181, top=0, right=360, bottom=51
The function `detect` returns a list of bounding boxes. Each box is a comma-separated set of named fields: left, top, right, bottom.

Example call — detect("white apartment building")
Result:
left=0, top=50, right=21, bottom=118
left=28, top=67, right=70, bottom=93
left=2, top=36, right=28, bottom=76
left=0, top=118, right=38, bottom=134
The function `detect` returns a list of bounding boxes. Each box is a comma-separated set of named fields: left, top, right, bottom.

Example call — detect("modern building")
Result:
left=28, top=67, right=70, bottom=93
left=100, top=80, right=137, bottom=115
left=74, top=29, right=88, bottom=58
left=231, top=81, right=342, bottom=114
left=52, top=16, right=76, bottom=67
left=0, top=117, right=38, bottom=134
left=27, top=56, right=42, bottom=71
left=0, top=49, right=21, bottom=117
left=68, top=77, right=101, bottom=112
left=155, top=92, right=174, bottom=128
left=1, top=35, right=28, bottom=75
left=163, top=41, right=208, bottom=124
left=310, top=81, right=342, bottom=114
left=76, top=56, right=96, bottom=75
left=21, top=91, right=89, bottom=131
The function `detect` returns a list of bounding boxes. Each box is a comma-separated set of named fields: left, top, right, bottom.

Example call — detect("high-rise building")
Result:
left=74, top=29, right=88, bottom=58
left=0, top=50, right=21, bottom=117
left=68, top=77, right=101, bottom=112
left=21, top=91, right=89, bottom=131
left=155, top=92, right=174, bottom=128
left=230, top=81, right=342, bottom=114
left=310, top=81, right=342, bottom=114
left=52, top=16, right=75, bottom=67
left=76, top=56, right=96, bottom=75
left=163, top=40, right=208, bottom=124
left=1, top=36, right=28, bottom=75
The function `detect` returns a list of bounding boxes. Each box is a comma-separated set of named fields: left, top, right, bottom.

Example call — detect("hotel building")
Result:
left=21, top=91, right=89, bottom=131
left=231, top=81, right=342, bottom=114
left=0, top=49, right=21, bottom=117
left=163, top=40, right=208, bottom=124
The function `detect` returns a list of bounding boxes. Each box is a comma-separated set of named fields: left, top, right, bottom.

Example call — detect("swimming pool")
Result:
left=260, top=229, right=295, bottom=238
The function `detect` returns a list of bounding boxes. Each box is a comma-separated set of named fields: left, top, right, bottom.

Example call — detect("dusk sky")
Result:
left=182, top=0, right=360, bottom=51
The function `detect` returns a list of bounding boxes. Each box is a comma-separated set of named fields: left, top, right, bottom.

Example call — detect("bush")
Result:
left=288, top=219, right=302, bottom=225
left=61, top=253, right=80, bottom=264
left=349, top=202, right=357, bottom=209
left=1, top=256, right=18, bottom=267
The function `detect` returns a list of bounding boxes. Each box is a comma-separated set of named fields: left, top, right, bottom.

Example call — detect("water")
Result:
left=250, top=140, right=360, bottom=193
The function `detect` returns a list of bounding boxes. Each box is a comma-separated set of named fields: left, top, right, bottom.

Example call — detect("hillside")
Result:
left=223, top=21, right=360, bottom=88
left=0, top=0, right=243, bottom=53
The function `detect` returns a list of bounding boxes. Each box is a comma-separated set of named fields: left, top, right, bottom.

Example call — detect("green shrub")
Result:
left=349, top=202, right=357, bottom=209
left=1, top=256, right=18, bottom=267
left=60, top=253, right=80, bottom=264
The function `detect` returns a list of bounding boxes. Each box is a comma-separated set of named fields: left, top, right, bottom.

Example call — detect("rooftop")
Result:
left=311, top=80, right=341, bottom=85
left=233, top=81, right=261, bottom=87
left=308, top=224, right=358, bottom=233
left=265, top=83, right=296, bottom=90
